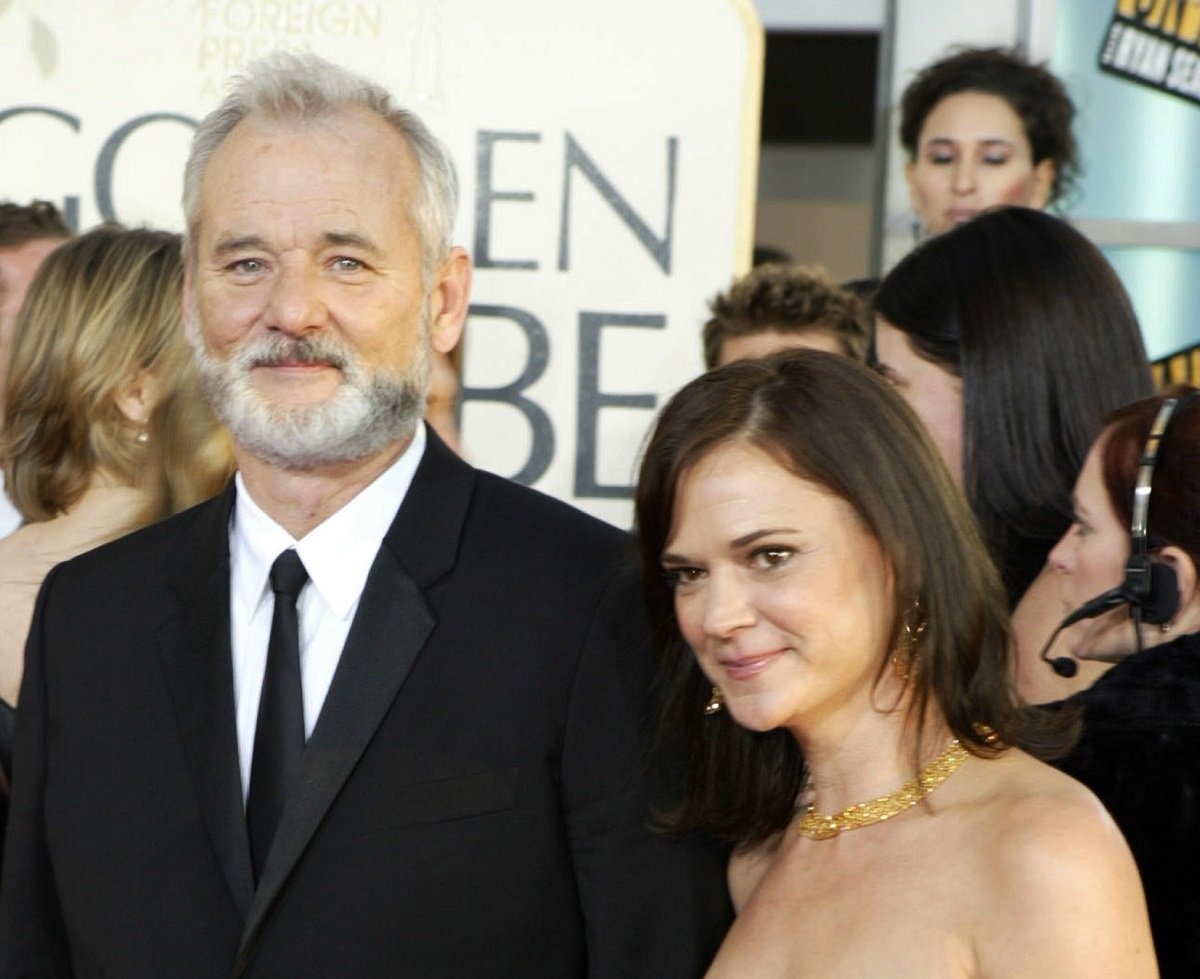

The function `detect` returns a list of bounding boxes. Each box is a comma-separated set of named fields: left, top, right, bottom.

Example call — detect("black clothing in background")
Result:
left=1054, top=633, right=1200, bottom=979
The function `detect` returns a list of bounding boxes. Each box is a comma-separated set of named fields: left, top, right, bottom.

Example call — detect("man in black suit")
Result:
left=0, top=52, right=730, bottom=977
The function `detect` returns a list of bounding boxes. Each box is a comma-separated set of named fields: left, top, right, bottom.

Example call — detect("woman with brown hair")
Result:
left=635, top=350, right=1154, bottom=977
left=0, top=224, right=232, bottom=723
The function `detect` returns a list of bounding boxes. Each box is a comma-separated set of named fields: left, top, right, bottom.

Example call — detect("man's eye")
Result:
left=334, top=257, right=363, bottom=272
left=231, top=258, right=264, bottom=273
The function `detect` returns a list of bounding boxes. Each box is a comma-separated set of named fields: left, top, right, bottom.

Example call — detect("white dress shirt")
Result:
left=228, top=425, right=426, bottom=800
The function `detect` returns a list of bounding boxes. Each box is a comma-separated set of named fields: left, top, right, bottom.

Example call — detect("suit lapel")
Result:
left=155, top=484, right=256, bottom=919
left=237, top=429, right=474, bottom=962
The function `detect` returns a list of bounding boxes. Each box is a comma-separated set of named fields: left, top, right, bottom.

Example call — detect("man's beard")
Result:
left=192, top=330, right=430, bottom=471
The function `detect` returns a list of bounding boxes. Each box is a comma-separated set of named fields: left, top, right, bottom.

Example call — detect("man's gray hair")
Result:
left=182, top=51, right=457, bottom=280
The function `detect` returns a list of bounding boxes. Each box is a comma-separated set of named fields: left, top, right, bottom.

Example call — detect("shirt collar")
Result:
left=231, top=424, right=427, bottom=621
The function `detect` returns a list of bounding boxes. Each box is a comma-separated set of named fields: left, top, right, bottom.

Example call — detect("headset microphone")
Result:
left=1039, top=586, right=1137, bottom=678
left=1060, top=585, right=1139, bottom=629
left=1040, top=393, right=1195, bottom=679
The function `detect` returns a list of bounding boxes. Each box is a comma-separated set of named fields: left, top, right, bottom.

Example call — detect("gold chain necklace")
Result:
left=796, top=736, right=970, bottom=841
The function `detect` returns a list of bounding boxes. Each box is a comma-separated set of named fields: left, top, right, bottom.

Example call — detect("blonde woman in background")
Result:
left=0, top=225, right=232, bottom=722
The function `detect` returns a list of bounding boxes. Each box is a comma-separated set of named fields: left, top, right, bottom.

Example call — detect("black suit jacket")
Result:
left=0, top=430, right=731, bottom=977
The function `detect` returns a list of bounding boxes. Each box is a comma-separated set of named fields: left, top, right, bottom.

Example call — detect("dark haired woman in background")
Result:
left=900, top=46, right=1078, bottom=237
left=635, top=350, right=1153, bottom=977
left=873, top=206, right=1154, bottom=704
left=1047, top=386, right=1200, bottom=977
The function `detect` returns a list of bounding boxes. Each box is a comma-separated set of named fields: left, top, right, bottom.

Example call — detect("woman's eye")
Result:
left=752, top=547, right=793, bottom=569
left=663, top=567, right=704, bottom=588
left=982, top=154, right=1012, bottom=166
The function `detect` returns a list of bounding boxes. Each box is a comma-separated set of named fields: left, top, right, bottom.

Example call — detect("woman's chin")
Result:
left=724, top=698, right=787, bottom=735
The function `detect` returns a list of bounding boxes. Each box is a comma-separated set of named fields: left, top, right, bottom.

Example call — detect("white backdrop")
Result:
left=0, top=0, right=763, bottom=527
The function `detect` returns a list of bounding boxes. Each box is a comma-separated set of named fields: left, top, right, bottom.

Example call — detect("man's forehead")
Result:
left=197, top=110, right=419, bottom=216
left=216, top=106, right=413, bottom=160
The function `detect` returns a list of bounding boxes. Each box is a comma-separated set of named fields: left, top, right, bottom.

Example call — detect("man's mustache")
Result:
left=242, top=336, right=351, bottom=371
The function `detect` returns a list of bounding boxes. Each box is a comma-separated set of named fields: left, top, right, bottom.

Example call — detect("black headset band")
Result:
left=1127, top=389, right=1200, bottom=587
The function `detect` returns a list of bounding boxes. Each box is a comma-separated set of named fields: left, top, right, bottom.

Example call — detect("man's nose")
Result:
left=266, top=261, right=327, bottom=335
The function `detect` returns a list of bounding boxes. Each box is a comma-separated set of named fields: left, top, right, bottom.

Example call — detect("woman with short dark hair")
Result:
left=635, top=349, right=1154, bottom=977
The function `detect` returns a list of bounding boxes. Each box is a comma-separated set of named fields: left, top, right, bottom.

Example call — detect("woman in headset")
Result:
left=636, top=350, right=1155, bottom=977
left=872, top=206, right=1154, bottom=704
left=1047, top=386, right=1200, bottom=978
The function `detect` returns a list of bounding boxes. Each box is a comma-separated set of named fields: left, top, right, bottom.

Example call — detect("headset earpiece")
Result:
left=1120, top=392, right=1197, bottom=625
left=1140, top=560, right=1180, bottom=625
left=1108, top=391, right=1195, bottom=628
left=1044, top=391, right=1196, bottom=675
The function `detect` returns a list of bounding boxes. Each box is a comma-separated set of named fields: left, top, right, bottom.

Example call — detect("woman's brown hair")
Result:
left=635, top=350, right=1070, bottom=846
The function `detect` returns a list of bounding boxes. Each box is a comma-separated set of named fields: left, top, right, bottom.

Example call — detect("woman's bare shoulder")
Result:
left=974, top=748, right=1116, bottom=834
left=966, top=749, right=1157, bottom=977
left=966, top=749, right=1131, bottom=874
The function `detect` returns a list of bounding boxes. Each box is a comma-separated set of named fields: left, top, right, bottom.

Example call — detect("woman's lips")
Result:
left=720, top=651, right=785, bottom=682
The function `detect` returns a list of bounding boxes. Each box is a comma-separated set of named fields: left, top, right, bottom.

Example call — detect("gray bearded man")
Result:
left=0, top=52, right=731, bottom=977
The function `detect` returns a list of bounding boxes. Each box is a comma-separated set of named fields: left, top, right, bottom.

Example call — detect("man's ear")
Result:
left=428, top=246, right=471, bottom=355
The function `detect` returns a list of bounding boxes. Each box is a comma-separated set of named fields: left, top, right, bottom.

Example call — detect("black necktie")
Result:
left=247, top=549, right=309, bottom=884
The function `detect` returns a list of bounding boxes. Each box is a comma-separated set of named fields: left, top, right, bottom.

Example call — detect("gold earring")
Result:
left=892, top=600, right=926, bottom=681
left=703, top=686, right=724, bottom=715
